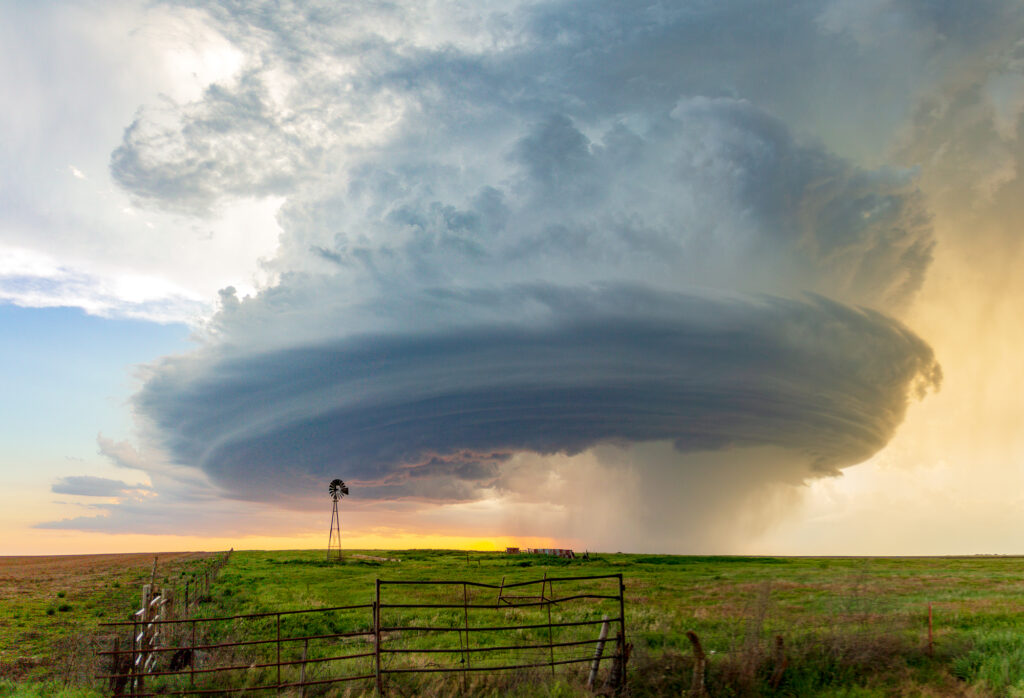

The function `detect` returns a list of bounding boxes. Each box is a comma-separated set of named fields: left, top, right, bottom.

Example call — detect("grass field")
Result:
left=0, top=551, right=217, bottom=694
left=3, top=550, right=1024, bottom=696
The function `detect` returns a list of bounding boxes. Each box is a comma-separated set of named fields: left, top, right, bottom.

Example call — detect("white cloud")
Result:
left=0, top=246, right=207, bottom=323
left=0, top=2, right=281, bottom=323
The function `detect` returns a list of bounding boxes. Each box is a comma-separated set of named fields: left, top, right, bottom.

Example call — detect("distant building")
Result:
left=505, top=547, right=520, bottom=554
left=526, top=548, right=575, bottom=559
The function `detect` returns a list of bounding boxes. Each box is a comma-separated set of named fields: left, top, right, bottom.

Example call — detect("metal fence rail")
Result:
left=374, top=573, right=627, bottom=694
left=98, top=573, right=628, bottom=696
left=99, top=603, right=374, bottom=696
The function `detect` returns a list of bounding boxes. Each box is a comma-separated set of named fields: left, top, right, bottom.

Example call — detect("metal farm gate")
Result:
left=98, top=573, right=627, bottom=695
left=374, top=573, right=627, bottom=693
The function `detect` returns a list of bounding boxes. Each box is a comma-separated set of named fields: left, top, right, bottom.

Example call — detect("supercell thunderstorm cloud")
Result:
left=61, top=0, right=966, bottom=548
left=137, top=290, right=940, bottom=505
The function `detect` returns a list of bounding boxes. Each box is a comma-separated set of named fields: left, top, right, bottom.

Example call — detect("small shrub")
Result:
left=58, top=604, right=72, bottom=613
left=57, top=591, right=66, bottom=598
left=46, top=607, right=55, bottom=616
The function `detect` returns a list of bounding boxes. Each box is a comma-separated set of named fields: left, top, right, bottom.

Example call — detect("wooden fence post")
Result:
left=129, top=618, right=137, bottom=698
left=110, top=636, right=122, bottom=696
left=138, top=585, right=152, bottom=695
left=587, top=615, right=610, bottom=689
left=686, top=630, right=707, bottom=697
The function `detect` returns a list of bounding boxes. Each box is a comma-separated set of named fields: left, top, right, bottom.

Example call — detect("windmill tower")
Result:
left=327, top=478, right=349, bottom=562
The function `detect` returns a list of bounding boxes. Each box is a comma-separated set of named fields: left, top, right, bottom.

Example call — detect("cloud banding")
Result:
left=135, top=287, right=940, bottom=505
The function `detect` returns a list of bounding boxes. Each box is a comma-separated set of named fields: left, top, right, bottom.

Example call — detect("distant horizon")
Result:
left=6, top=547, right=1024, bottom=560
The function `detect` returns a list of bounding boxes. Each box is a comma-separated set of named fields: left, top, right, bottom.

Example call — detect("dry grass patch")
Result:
left=0, top=552, right=215, bottom=684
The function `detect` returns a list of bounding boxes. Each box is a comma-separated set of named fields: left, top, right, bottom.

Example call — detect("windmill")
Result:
left=326, top=478, right=349, bottom=562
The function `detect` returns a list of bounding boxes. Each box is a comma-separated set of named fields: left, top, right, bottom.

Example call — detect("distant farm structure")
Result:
left=505, top=547, right=576, bottom=559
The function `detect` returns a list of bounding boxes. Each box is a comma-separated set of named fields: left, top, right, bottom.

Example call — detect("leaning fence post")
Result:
left=686, top=630, right=707, bottom=697
left=587, top=615, right=610, bottom=689
left=139, top=585, right=151, bottom=694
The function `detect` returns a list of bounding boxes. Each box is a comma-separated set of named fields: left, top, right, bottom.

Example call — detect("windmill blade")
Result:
left=328, top=478, right=348, bottom=499
left=328, top=479, right=343, bottom=499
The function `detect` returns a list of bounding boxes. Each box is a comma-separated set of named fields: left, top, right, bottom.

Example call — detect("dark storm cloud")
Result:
left=134, top=286, right=940, bottom=503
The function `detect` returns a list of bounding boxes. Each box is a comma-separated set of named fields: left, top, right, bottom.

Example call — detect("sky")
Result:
left=2, top=0, right=1024, bottom=556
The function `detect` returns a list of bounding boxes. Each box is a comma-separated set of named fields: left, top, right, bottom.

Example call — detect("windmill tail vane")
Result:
left=327, top=479, right=349, bottom=561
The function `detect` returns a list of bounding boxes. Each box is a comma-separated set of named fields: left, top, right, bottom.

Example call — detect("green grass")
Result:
left=6, top=551, right=1024, bottom=695
left=0, top=679, right=104, bottom=697
left=0, top=552, right=220, bottom=686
